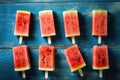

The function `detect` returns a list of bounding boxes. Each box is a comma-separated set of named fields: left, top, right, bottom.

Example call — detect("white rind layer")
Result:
left=39, top=67, right=55, bottom=71
left=15, top=66, right=30, bottom=71
left=93, top=66, right=109, bottom=70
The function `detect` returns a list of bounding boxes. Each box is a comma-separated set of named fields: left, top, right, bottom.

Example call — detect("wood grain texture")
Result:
left=0, top=48, right=120, bottom=80
left=0, top=0, right=119, bottom=3
left=0, top=2, right=120, bottom=80
left=0, top=2, right=120, bottom=47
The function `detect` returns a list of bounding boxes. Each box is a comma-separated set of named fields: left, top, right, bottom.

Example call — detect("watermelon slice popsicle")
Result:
left=14, top=10, right=31, bottom=44
left=64, top=45, right=86, bottom=77
left=63, top=10, right=80, bottom=44
left=92, top=45, right=109, bottom=78
left=92, top=10, right=107, bottom=44
left=38, top=46, right=55, bottom=79
left=12, top=45, right=30, bottom=78
left=39, top=10, right=56, bottom=44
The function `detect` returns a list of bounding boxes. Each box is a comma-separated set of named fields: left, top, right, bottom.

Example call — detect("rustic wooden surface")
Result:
left=0, top=0, right=119, bottom=3
left=0, top=1, right=120, bottom=80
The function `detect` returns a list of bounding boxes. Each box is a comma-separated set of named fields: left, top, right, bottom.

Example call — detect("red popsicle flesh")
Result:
left=39, top=10, right=56, bottom=37
left=64, top=45, right=86, bottom=72
left=92, top=45, right=109, bottom=70
left=14, top=10, right=31, bottom=36
left=92, top=10, right=107, bottom=36
left=63, top=10, right=80, bottom=37
left=39, top=46, right=55, bottom=71
left=13, top=45, right=30, bottom=71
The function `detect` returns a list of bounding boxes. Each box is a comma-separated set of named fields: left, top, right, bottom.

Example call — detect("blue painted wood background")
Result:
left=0, top=1, right=120, bottom=80
left=0, top=0, right=119, bottom=3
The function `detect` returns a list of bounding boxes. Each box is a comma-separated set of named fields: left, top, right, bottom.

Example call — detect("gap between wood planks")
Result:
left=0, top=1, right=109, bottom=4
left=0, top=45, right=120, bottom=49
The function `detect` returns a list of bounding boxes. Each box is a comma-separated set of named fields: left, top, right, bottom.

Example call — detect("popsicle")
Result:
left=14, top=10, right=31, bottom=44
left=39, top=10, right=56, bottom=44
left=63, top=10, right=80, bottom=44
left=38, top=45, right=55, bottom=79
left=12, top=45, right=30, bottom=78
left=92, top=45, right=109, bottom=78
left=92, top=10, right=107, bottom=44
left=64, top=45, right=86, bottom=77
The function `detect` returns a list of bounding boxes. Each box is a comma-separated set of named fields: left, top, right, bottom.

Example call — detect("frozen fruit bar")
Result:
left=14, top=10, right=31, bottom=44
left=92, top=45, right=109, bottom=78
left=63, top=10, right=80, bottom=37
left=38, top=45, right=55, bottom=78
left=63, top=10, right=80, bottom=44
left=39, top=10, right=56, bottom=37
left=64, top=45, right=86, bottom=72
left=39, top=10, right=56, bottom=44
left=92, top=10, right=107, bottom=36
left=64, top=45, right=86, bottom=77
left=92, top=45, right=109, bottom=70
left=13, top=45, right=30, bottom=71
left=39, top=45, right=55, bottom=71
left=14, top=10, right=31, bottom=37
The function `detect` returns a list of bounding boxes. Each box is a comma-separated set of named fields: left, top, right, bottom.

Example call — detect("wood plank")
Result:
left=0, top=2, right=120, bottom=47
left=0, top=48, right=120, bottom=80
left=0, top=2, right=120, bottom=80
left=0, top=0, right=118, bottom=3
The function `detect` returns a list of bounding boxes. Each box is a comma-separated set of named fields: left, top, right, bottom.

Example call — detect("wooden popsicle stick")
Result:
left=45, top=71, right=48, bottom=79
left=98, top=36, right=102, bottom=44
left=78, top=69, right=84, bottom=77
left=48, top=36, right=51, bottom=44
left=71, top=36, right=75, bottom=44
left=19, top=36, right=23, bottom=44
left=22, top=71, right=26, bottom=78
left=99, top=70, right=103, bottom=78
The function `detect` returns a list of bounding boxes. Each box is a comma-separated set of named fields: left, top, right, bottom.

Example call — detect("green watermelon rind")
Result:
left=93, top=9, right=107, bottom=14
left=15, top=66, right=31, bottom=71
left=71, top=63, right=86, bottom=72
left=17, top=10, right=31, bottom=14
left=63, top=10, right=78, bottom=14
